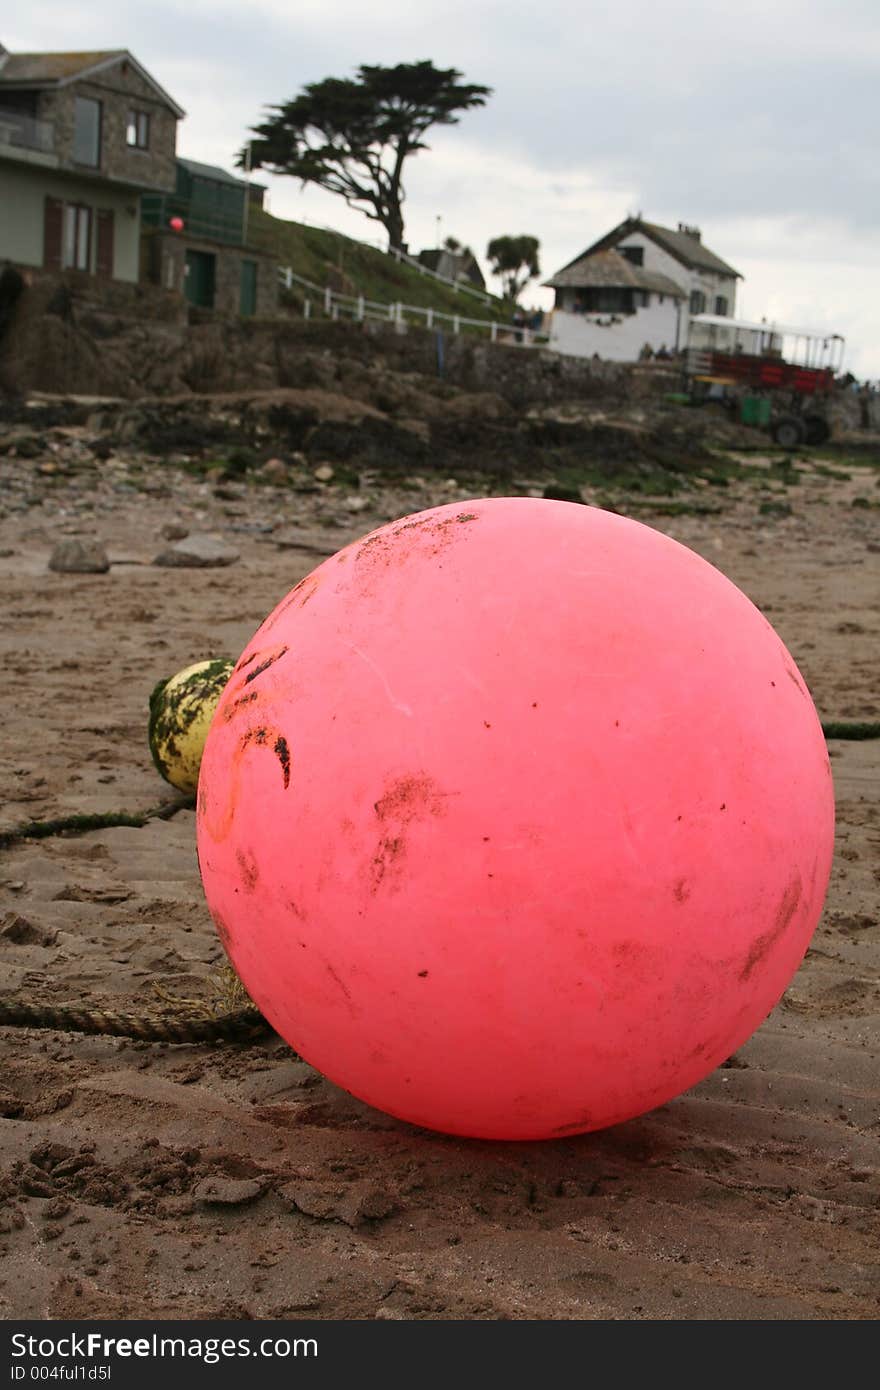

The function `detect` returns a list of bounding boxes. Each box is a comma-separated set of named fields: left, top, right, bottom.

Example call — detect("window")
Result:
left=62, top=203, right=91, bottom=270
left=619, top=245, right=644, bottom=267
left=583, top=287, right=636, bottom=314
left=126, top=109, right=150, bottom=149
left=73, top=96, right=101, bottom=166
left=690, top=289, right=707, bottom=315
left=714, top=295, right=729, bottom=316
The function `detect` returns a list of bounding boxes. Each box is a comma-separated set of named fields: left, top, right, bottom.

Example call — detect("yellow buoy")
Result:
left=148, top=658, right=234, bottom=793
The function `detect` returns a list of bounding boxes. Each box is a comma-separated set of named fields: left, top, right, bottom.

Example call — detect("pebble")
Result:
left=259, top=458, right=288, bottom=483
left=280, top=1182, right=337, bottom=1221
left=313, top=464, right=335, bottom=483
left=48, top=539, right=110, bottom=574
left=152, top=533, right=239, bottom=568
left=192, top=1176, right=264, bottom=1207
left=270, top=528, right=336, bottom=556
left=280, top=1179, right=396, bottom=1227
left=0, top=913, right=56, bottom=946
left=338, top=1182, right=397, bottom=1227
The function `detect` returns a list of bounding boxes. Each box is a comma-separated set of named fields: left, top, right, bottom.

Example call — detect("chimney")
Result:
left=678, top=222, right=702, bottom=241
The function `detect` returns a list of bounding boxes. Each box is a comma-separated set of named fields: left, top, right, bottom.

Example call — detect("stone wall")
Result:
left=37, top=61, right=178, bottom=193
left=0, top=270, right=185, bottom=398
left=2, top=276, right=876, bottom=448
left=142, top=229, right=278, bottom=317
left=335, top=321, right=639, bottom=406
left=0, top=280, right=644, bottom=402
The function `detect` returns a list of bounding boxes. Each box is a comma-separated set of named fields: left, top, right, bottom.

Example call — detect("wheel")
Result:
left=772, top=415, right=806, bottom=449
left=803, top=414, right=831, bottom=446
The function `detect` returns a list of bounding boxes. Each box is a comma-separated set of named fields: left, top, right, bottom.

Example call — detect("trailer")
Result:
left=684, top=313, right=846, bottom=447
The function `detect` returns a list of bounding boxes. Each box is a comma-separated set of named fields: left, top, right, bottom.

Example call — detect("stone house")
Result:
left=545, top=216, right=742, bottom=361
left=0, top=42, right=183, bottom=281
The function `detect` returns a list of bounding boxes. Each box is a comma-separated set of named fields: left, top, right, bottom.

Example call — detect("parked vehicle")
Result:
left=684, top=313, right=846, bottom=447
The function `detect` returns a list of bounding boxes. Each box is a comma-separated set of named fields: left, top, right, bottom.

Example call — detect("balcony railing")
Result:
left=0, top=107, right=54, bottom=154
left=141, top=193, right=276, bottom=252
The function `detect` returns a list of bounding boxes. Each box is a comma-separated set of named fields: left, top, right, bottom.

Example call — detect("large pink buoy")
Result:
left=196, top=499, right=834, bottom=1140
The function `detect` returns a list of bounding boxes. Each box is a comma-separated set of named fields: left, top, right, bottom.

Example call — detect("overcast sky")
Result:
left=9, top=1, right=879, bottom=376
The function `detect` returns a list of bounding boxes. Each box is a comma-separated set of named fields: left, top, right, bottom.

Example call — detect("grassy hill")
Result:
left=247, top=206, right=513, bottom=328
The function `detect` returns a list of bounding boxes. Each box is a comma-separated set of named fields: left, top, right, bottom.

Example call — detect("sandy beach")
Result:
left=1, top=424, right=878, bottom=1320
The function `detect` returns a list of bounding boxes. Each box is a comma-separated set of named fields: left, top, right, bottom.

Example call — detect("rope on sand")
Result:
left=821, top=721, right=880, bottom=741
left=0, top=997, right=271, bottom=1043
left=0, top=799, right=194, bottom=852
left=0, top=800, right=275, bottom=1044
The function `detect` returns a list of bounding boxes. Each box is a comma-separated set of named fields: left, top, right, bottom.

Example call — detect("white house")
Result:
left=544, top=216, right=742, bottom=361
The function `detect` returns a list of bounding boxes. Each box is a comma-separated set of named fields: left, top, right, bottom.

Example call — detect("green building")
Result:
left=141, top=157, right=260, bottom=246
left=141, top=157, right=275, bottom=316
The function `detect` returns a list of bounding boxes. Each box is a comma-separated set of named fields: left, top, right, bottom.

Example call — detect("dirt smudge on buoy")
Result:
left=353, top=510, right=480, bottom=596
left=222, top=689, right=262, bottom=722
left=740, top=873, right=803, bottom=981
left=325, top=962, right=354, bottom=1010
left=243, top=645, right=289, bottom=685
left=210, top=911, right=233, bottom=953
left=370, top=835, right=404, bottom=892
left=262, top=575, right=321, bottom=631
left=367, top=773, right=448, bottom=894
left=273, top=735, right=291, bottom=789
left=236, top=848, right=259, bottom=893
left=374, top=773, right=447, bottom=825
left=202, top=723, right=293, bottom=842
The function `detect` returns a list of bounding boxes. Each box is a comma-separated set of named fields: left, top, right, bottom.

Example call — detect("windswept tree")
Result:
left=444, top=235, right=473, bottom=258
left=487, top=235, right=541, bottom=303
left=242, top=61, right=491, bottom=251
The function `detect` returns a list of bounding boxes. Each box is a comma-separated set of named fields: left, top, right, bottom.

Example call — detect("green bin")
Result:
left=740, top=396, right=771, bottom=427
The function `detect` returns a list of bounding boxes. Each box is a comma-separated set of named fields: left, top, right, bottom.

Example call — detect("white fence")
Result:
left=278, top=266, right=549, bottom=348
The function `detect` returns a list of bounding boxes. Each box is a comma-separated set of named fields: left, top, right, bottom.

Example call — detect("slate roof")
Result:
left=178, top=157, right=252, bottom=188
left=0, top=50, right=121, bottom=82
left=544, top=248, right=686, bottom=297
left=637, top=220, right=741, bottom=278
left=0, top=47, right=185, bottom=116
left=418, top=246, right=486, bottom=288
left=548, top=217, right=742, bottom=286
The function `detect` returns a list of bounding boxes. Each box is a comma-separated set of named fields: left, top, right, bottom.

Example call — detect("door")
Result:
left=239, top=259, right=257, bottom=316
left=44, top=197, right=63, bottom=269
left=95, top=210, right=114, bottom=278
left=184, top=249, right=215, bottom=307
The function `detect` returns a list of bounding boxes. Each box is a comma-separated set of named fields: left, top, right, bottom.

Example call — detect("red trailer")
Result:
left=685, top=314, right=846, bottom=447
